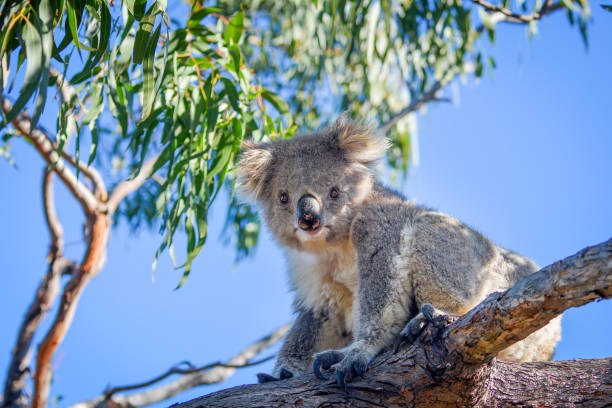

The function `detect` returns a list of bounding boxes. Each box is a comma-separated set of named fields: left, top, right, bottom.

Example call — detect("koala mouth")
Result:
left=298, top=216, right=321, bottom=235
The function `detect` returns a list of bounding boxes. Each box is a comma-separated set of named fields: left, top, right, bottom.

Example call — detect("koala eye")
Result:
left=329, top=187, right=339, bottom=200
left=279, top=192, right=290, bottom=204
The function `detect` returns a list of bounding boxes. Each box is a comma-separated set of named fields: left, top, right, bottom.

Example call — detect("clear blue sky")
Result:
left=1, top=6, right=611, bottom=408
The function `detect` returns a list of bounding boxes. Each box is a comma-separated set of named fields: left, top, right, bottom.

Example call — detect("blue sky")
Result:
left=1, top=5, right=611, bottom=408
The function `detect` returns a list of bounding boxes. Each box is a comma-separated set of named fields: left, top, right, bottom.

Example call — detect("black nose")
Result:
left=297, top=194, right=321, bottom=231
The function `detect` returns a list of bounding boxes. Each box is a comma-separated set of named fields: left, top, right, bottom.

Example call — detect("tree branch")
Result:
left=471, top=0, right=564, bottom=24
left=104, top=154, right=160, bottom=214
left=446, top=237, right=612, bottom=362
left=378, top=82, right=444, bottom=134
left=170, top=238, right=612, bottom=407
left=380, top=1, right=563, bottom=135
left=70, top=324, right=291, bottom=408
left=49, top=67, right=107, bottom=199
left=104, top=355, right=275, bottom=399
left=32, top=213, right=110, bottom=408
left=1, top=96, right=101, bottom=215
left=2, top=169, right=76, bottom=408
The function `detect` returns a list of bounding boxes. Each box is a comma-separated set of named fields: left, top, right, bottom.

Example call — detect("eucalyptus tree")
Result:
left=0, top=0, right=600, bottom=407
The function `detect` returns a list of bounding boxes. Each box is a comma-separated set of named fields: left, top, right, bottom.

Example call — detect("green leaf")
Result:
left=223, top=11, right=244, bottom=45
left=83, top=84, right=104, bottom=125
left=1, top=20, right=43, bottom=129
left=206, top=102, right=218, bottom=136
left=260, top=88, right=289, bottom=115
left=133, top=14, right=155, bottom=65
left=126, top=0, right=148, bottom=20
left=88, top=124, right=99, bottom=166
left=70, top=1, right=112, bottom=84
left=31, top=0, right=54, bottom=131
left=67, top=0, right=96, bottom=51
left=140, top=23, right=161, bottom=122
left=189, top=6, right=222, bottom=26
left=221, top=77, right=241, bottom=112
left=227, top=44, right=242, bottom=76
left=602, top=4, right=612, bottom=11
left=208, top=141, right=232, bottom=179
left=175, top=212, right=207, bottom=289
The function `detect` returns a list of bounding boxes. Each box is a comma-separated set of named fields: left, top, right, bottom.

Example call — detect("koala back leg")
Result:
left=273, top=307, right=351, bottom=378
left=497, top=315, right=562, bottom=362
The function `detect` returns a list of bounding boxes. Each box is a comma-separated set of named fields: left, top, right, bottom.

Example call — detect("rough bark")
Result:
left=173, top=238, right=612, bottom=408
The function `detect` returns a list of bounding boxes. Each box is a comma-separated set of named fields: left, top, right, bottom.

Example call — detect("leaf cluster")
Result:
left=0, top=0, right=591, bottom=285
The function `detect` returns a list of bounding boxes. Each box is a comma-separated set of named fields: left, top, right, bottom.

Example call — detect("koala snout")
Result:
left=297, top=194, right=321, bottom=232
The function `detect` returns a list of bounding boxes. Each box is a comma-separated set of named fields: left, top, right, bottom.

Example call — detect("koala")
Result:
left=237, top=116, right=561, bottom=387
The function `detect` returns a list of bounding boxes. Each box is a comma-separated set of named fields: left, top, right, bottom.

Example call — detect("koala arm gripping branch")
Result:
left=313, top=203, right=416, bottom=388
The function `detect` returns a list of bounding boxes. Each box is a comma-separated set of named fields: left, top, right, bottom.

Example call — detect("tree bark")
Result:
left=32, top=213, right=109, bottom=408
left=172, top=323, right=612, bottom=407
left=173, top=238, right=612, bottom=408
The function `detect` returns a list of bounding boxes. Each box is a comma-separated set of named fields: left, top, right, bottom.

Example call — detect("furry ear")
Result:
left=333, top=115, right=389, bottom=168
left=236, top=140, right=273, bottom=201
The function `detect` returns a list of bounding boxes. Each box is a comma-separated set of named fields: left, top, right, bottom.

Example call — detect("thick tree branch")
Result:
left=446, top=238, right=612, bottom=362
left=32, top=213, right=110, bottom=408
left=1, top=97, right=101, bottom=215
left=171, top=238, right=612, bottom=407
left=2, top=168, right=79, bottom=408
left=70, top=324, right=291, bottom=408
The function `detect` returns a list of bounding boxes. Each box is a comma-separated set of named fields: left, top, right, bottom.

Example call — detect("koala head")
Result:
left=237, top=116, right=389, bottom=251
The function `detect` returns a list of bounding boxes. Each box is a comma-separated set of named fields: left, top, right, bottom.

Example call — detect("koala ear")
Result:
left=236, top=140, right=273, bottom=201
left=334, top=115, right=389, bottom=168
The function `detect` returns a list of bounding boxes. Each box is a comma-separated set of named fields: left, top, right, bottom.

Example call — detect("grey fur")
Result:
left=237, top=116, right=561, bottom=383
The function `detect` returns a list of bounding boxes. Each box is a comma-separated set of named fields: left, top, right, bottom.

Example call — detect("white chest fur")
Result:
left=286, top=244, right=358, bottom=329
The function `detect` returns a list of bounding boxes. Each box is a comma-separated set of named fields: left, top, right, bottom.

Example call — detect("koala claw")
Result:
left=353, top=361, right=365, bottom=379
left=313, top=350, right=344, bottom=380
left=335, top=351, right=370, bottom=390
left=393, top=303, right=438, bottom=353
left=315, top=348, right=370, bottom=389
left=256, top=367, right=294, bottom=383
left=421, top=302, right=436, bottom=321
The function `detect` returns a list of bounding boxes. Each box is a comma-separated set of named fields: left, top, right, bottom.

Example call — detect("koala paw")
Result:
left=313, top=345, right=372, bottom=390
left=393, top=303, right=440, bottom=353
left=256, top=367, right=294, bottom=383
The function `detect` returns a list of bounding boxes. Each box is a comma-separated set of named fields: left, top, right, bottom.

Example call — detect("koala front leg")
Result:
left=313, top=212, right=414, bottom=388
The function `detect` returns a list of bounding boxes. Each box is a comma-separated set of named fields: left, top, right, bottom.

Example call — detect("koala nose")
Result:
left=297, top=194, right=321, bottom=231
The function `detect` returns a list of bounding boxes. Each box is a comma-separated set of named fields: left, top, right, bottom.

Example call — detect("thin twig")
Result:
left=104, top=355, right=275, bottom=398
left=70, top=324, right=291, bottom=408
left=471, top=0, right=564, bottom=24
left=378, top=82, right=444, bottom=134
